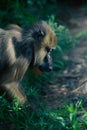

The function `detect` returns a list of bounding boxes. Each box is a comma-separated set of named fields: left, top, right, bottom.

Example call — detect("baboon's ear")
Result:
left=33, top=29, right=45, bottom=41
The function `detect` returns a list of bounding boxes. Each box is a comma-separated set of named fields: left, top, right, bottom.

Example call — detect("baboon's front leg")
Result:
left=0, top=57, right=29, bottom=105
left=0, top=82, right=28, bottom=105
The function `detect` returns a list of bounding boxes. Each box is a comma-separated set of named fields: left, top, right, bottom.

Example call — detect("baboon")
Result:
left=0, top=21, right=56, bottom=105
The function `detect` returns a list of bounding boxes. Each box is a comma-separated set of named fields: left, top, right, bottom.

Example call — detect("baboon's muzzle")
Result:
left=39, top=53, right=53, bottom=72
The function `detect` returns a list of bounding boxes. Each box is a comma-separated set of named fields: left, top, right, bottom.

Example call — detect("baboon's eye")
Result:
left=46, top=47, right=56, bottom=53
left=46, top=46, right=52, bottom=53
left=51, top=48, right=55, bottom=52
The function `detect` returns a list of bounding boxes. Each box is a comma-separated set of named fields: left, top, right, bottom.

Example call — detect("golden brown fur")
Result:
left=0, top=21, right=56, bottom=105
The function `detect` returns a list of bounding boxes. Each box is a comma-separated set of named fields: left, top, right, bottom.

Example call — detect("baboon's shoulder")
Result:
left=5, top=24, right=22, bottom=32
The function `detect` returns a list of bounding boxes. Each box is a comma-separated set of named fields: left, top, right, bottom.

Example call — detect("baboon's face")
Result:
left=31, top=21, right=56, bottom=72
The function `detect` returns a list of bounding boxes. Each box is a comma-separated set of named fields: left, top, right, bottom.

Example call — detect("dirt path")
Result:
left=42, top=8, right=87, bottom=109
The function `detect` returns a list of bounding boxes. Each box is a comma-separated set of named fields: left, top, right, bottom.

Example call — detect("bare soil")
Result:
left=41, top=8, right=87, bottom=109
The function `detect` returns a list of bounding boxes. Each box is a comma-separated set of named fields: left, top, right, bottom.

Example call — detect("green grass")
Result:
left=0, top=97, right=87, bottom=130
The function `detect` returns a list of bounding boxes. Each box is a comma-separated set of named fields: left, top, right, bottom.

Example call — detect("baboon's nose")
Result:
left=49, top=66, right=53, bottom=71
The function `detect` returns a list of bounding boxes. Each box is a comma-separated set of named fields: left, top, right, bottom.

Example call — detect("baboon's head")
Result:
left=25, top=21, right=56, bottom=72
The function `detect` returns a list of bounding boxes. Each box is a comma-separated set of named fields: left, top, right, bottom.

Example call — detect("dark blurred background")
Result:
left=0, top=0, right=86, bottom=27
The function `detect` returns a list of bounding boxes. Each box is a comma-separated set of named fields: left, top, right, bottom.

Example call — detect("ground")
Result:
left=41, top=8, right=87, bottom=109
